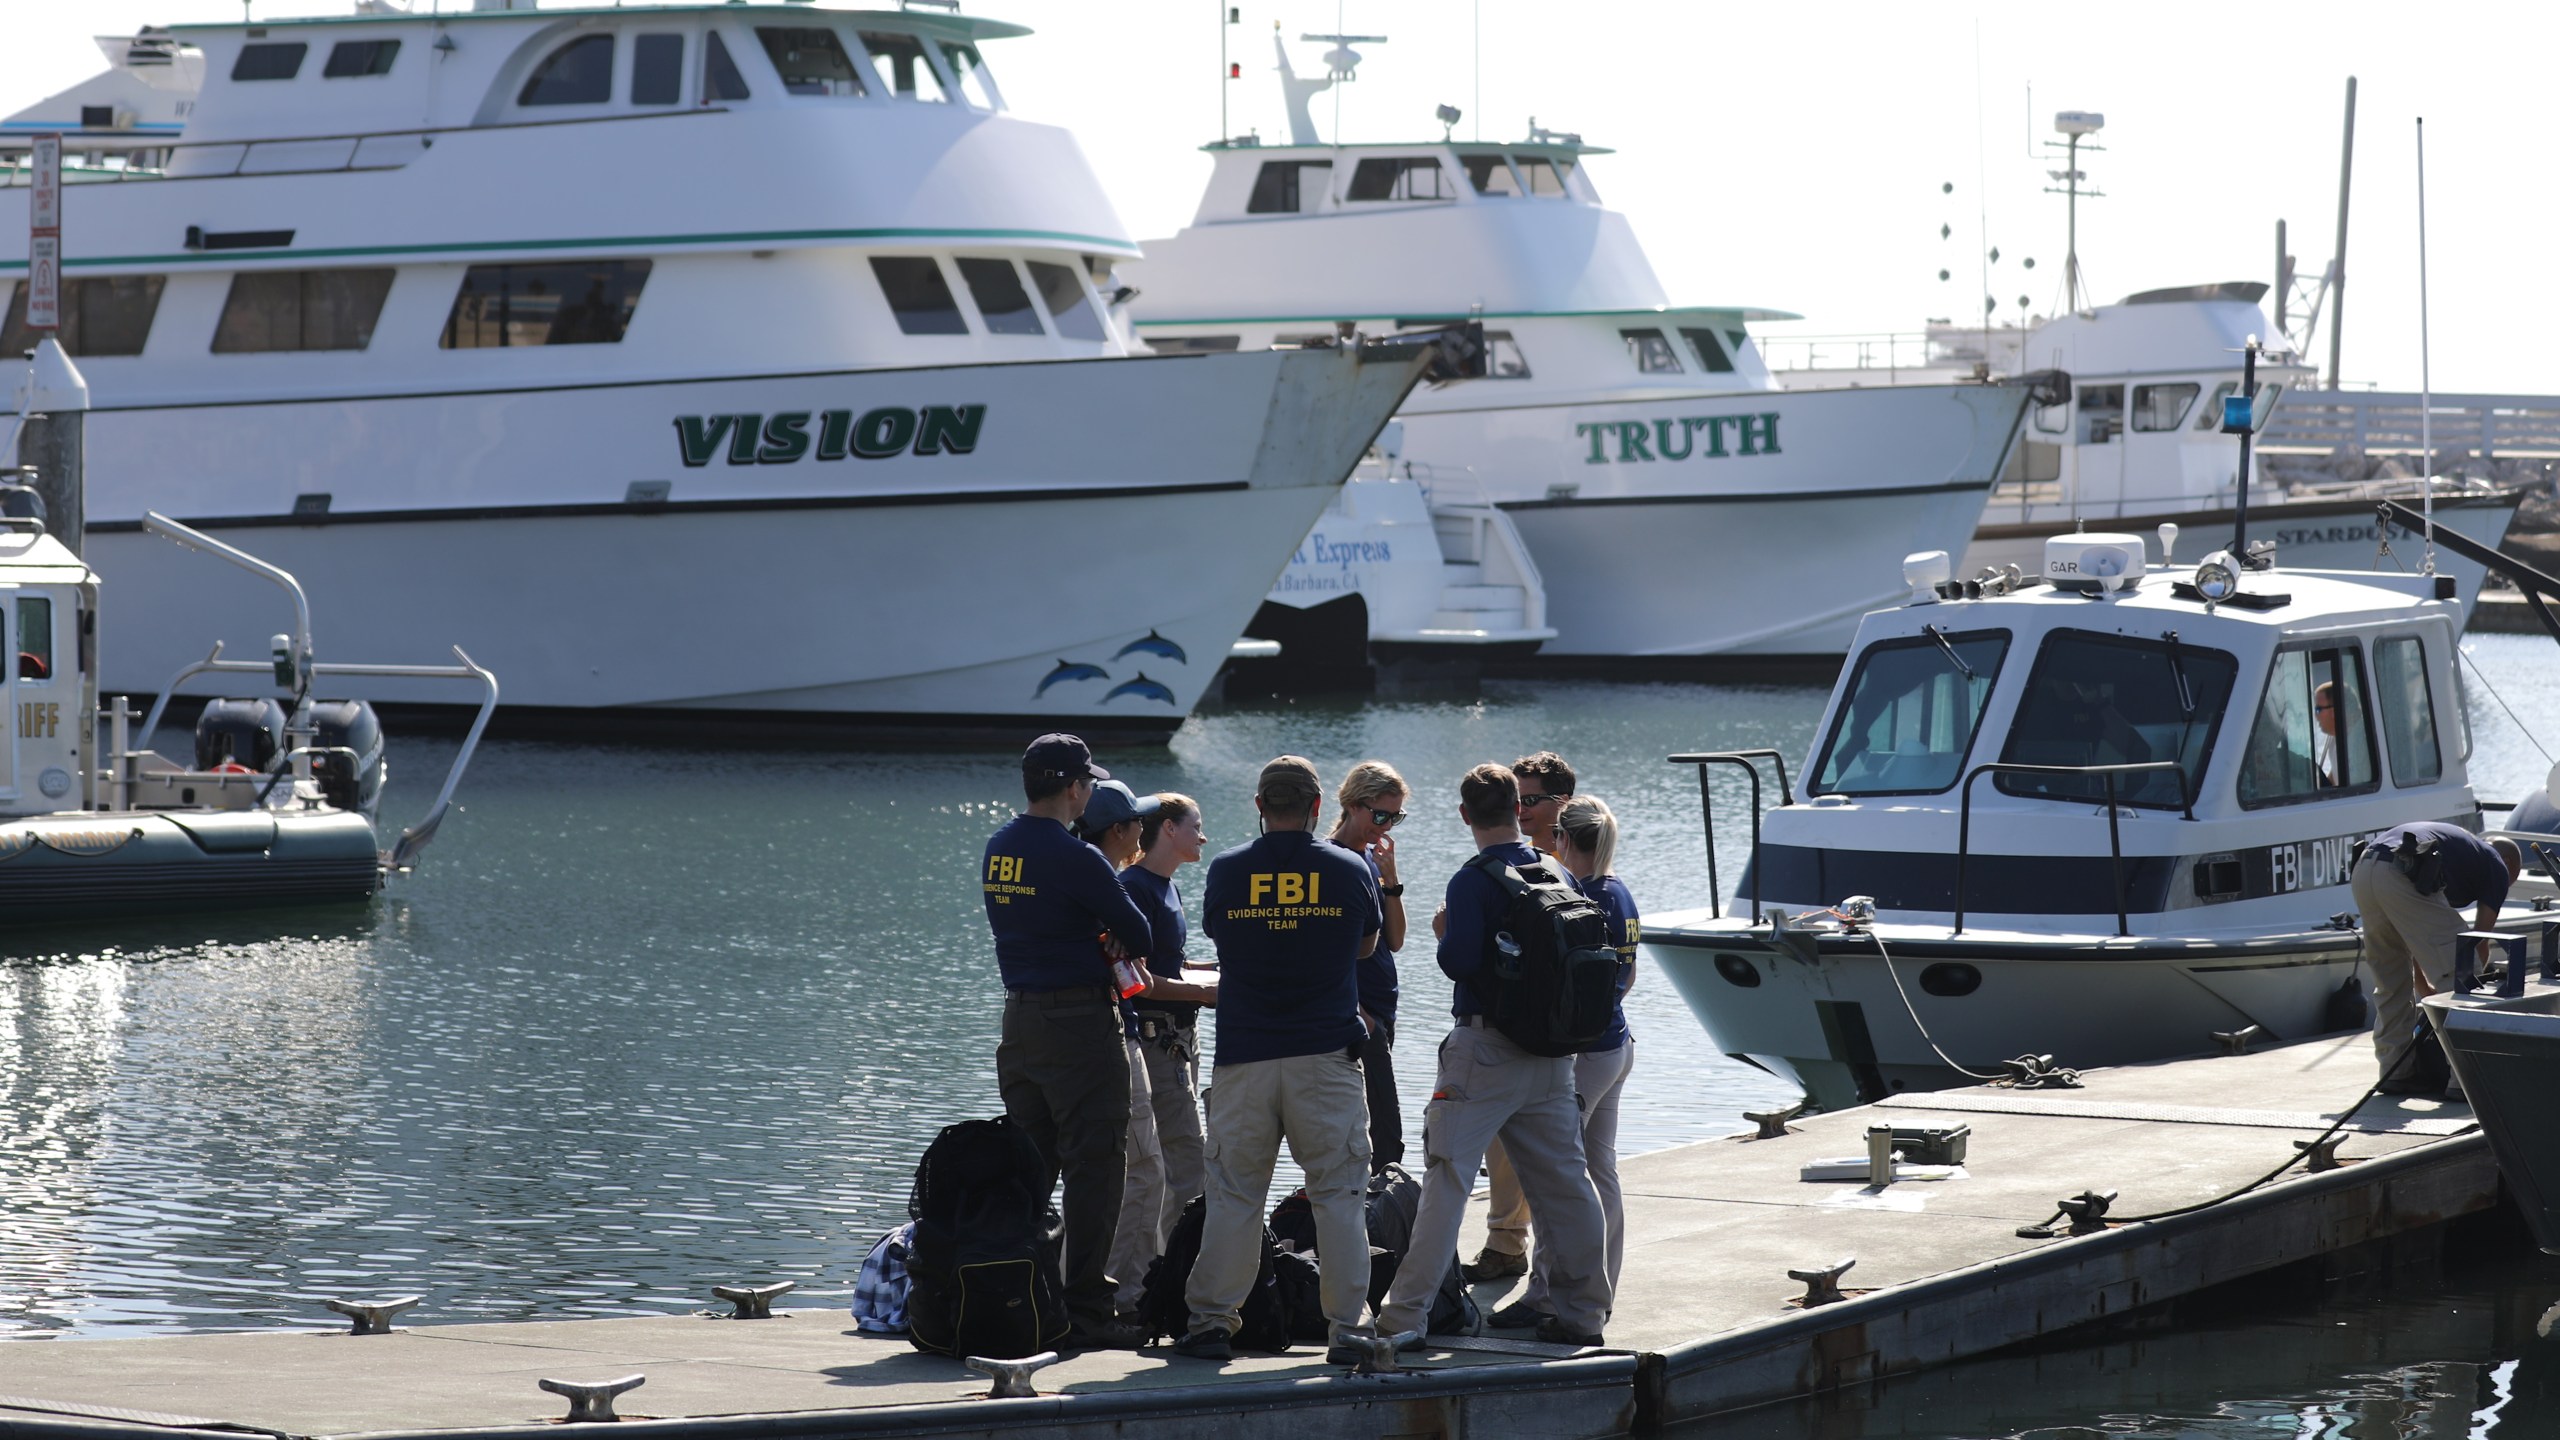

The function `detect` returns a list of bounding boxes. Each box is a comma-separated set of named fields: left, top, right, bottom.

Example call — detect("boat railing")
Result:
left=0, top=106, right=723, bottom=186
left=1664, top=749, right=1792, bottom=923
left=1954, top=761, right=2195, bottom=938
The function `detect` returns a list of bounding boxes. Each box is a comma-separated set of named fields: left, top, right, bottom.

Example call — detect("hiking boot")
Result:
left=1459, top=1246, right=1528, bottom=1283
left=1064, top=1317, right=1147, bottom=1351
left=1170, top=1326, right=1235, bottom=1361
left=1533, top=1316, right=1604, bottom=1348
left=1488, top=1299, right=1552, bottom=1330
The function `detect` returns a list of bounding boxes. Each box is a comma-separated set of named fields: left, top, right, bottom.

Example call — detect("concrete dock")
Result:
left=0, top=1033, right=2499, bottom=1440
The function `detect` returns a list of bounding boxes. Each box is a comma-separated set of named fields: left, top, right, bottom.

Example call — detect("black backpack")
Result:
left=1135, top=1195, right=1295, bottom=1351
left=905, top=1118, right=1070, bottom=1359
left=1468, top=853, right=1621, bottom=1057
left=1363, top=1164, right=1481, bottom=1338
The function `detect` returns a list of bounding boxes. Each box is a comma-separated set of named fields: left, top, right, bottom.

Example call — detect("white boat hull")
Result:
left=1401, top=382, right=2028, bottom=657
left=1647, top=920, right=2365, bottom=1110
left=80, top=348, right=1419, bottom=734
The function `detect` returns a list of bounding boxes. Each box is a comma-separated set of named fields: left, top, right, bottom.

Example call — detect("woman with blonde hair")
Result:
left=1327, top=759, right=1409, bottom=1172
left=1490, top=792, right=1639, bottom=1331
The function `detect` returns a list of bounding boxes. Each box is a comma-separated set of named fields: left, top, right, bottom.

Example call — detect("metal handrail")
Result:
left=1953, top=760, right=2195, bottom=937
left=0, top=105, right=728, bottom=185
left=1665, top=749, right=1793, bottom=922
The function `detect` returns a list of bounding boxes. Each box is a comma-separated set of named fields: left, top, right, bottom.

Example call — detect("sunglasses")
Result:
left=1368, top=808, right=1406, bottom=830
left=1520, top=792, right=1570, bottom=807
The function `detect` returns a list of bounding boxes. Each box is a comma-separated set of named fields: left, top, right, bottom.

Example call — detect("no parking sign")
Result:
left=27, top=132, right=60, bottom=331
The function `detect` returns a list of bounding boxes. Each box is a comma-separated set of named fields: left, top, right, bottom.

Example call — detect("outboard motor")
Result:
left=309, top=699, right=386, bottom=820
left=194, top=697, right=285, bottom=771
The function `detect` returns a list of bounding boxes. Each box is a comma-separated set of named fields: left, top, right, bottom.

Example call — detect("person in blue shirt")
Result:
left=1467, top=750, right=1577, bottom=1283
left=981, top=733, right=1154, bottom=1349
left=2350, top=820, right=2522, bottom=1093
left=1118, top=794, right=1213, bottom=1268
left=1327, top=760, right=1410, bottom=1174
left=1174, top=757, right=1382, bottom=1363
left=1374, top=762, right=1611, bottom=1350
left=1491, top=794, right=1638, bottom=1332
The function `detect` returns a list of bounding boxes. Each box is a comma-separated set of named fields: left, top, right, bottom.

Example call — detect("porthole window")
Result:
left=1917, top=963, right=1981, bottom=997
left=1714, top=954, right=1763, bottom=988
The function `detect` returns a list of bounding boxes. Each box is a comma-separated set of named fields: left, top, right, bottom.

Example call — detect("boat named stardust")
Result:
left=0, top=5, right=1451, bottom=739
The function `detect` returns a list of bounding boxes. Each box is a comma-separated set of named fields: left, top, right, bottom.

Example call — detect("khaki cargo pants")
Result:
left=1184, top=1047, right=1373, bottom=1342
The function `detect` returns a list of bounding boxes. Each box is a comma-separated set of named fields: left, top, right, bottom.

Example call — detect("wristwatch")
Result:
left=1380, top=883, right=1406, bottom=897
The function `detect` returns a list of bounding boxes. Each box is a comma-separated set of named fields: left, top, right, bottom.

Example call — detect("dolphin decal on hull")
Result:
left=1104, top=673, right=1179, bottom=706
left=1036, top=659, right=1109, bottom=697
left=1114, top=629, right=1189, bottom=665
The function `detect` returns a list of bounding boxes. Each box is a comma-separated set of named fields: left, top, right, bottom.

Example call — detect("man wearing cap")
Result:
left=1377, top=762, right=1611, bottom=1350
left=1174, top=757, right=1383, bottom=1362
left=983, top=734, right=1156, bottom=1348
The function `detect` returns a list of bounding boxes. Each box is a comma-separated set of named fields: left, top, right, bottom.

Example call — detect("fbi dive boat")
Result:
left=0, top=5, right=1453, bottom=739
left=1644, top=346, right=2503, bottom=1108
left=1126, top=33, right=2040, bottom=665
left=2, top=355, right=494, bottom=924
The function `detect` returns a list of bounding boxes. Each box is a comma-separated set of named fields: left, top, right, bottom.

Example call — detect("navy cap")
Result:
left=1023, top=732, right=1108, bottom=783
left=1079, top=779, right=1162, bottom=835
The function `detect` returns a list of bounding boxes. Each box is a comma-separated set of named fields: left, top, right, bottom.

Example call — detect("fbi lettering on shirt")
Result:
left=984, top=853, right=1036, bottom=904
left=1226, top=871, right=1346, bottom=930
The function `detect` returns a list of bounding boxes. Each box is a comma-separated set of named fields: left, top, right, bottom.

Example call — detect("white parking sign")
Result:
left=28, top=133, right=62, bottom=333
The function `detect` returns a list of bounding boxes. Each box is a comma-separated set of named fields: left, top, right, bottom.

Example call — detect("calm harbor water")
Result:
left=4, top=631, right=2558, bottom=1433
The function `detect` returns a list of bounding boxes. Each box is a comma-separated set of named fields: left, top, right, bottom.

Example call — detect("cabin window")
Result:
left=1486, top=330, right=1530, bottom=378
left=2237, top=643, right=2379, bottom=807
left=1027, top=260, right=1107, bottom=342
left=1347, top=157, right=1453, bottom=202
left=957, top=258, right=1042, bottom=336
left=758, top=27, right=865, bottom=97
left=1246, top=161, right=1331, bottom=214
left=1150, top=335, right=1240, bottom=354
left=323, top=40, right=399, bottom=78
left=1458, top=153, right=1520, bottom=195
left=704, top=32, right=751, bottom=101
left=2374, top=635, right=2443, bottom=786
left=2077, top=383, right=2124, bottom=443
left=15, top=596, right=51, bottom=683
left=631, top=34, right=685, bottom=105
left=0, top=275, right=166, bottom=358
left=232, top=43, right=307, bottom=81
left=943, top=43, right=998, bottom=108
left=1812, top=629, right=2010, bottom=796
left=1620, top=328, right=1682, bottom=374
left=858, top=31, right=946, bottom=101
left=213, top=267, right=395, bottom=353
left=2196, top=380, right=2239, bottom=431
left=520, top=34, right=614, bottom=106
left=1682, top=327, right=1735, bottom=374
left=1998, top=630, right=2238, bottom=809
left=440, top=260, right=651, bottom=348
left=1515, top=155, right=1568, bottom=196
left=2132, top=382, right=2199, bottom=431
left=870, top=257, right=968, bottom=335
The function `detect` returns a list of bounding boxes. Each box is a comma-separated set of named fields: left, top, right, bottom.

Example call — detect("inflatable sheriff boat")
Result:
left=1, top=501, right=494, bottom=924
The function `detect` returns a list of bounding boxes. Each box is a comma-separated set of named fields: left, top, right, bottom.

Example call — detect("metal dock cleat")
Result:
left=1745, top=1100, right=1809, bottom=1139
left=2213, top=1024, right=2265, bottom=1055
left=1786, top=1257, right=1855, bottom=1308
left=709, top=1281, right=795, bottom=1319
left=322, top=1296, right=420, bottom=1335
left=965, top=1352, right=1061, bottom=1399
left=2058, top=1189, right=2119, bottom=1234
left=539, top=1374, right=644, bottom=1423
left=2294, top=1134, right=2350, bottom=1172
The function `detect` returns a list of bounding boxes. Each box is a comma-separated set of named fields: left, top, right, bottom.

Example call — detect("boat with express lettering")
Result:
left=0, top=5, right=1453, bottom=740
left=4, top=344, right=494, bottom=923
left=1125, top=32, right=2041, bottom=666
left=1644, top=350, right=2495, bottom=1107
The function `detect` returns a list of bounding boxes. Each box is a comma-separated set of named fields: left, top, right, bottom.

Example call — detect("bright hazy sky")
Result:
left=5, top=1, right=2552, bottom=394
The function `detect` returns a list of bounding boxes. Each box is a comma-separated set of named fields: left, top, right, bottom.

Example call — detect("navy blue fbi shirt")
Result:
left=1331, top=839, right=1400, bottom=1026
left=982, top=814, right=1153, bottom=992
left=1576, top=872, right=1640, bottom=1052
left=2372, top=821, right=2514, bottom=911
left=1202, top=829, right=1381, bottom=1066
left=1120, top=864, right=1196, bottom=1028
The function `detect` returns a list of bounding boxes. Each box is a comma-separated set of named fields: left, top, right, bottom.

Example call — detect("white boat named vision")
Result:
left=1125, top=35, right=2037, bottom=662
left=0, top=5, right=1443, bottom=738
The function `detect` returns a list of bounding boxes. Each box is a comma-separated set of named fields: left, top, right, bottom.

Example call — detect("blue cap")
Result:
left=1023, top=732, right=1108, bottom=783
left=1079, top=779, right=1161, bottom=835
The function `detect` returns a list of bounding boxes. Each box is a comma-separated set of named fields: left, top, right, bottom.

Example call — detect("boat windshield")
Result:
left=1997, top=629, right=2237, bottom=808
left=1811, top=628, right=2010, bottom=796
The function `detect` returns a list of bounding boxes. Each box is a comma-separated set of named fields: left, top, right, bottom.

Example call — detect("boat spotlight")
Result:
left=1904, top=549, right=1951, bottom=604
left=2193, top=550, right=2240, bottom=604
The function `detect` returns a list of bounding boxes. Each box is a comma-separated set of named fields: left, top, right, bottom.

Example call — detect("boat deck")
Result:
left=0, top=1032, right=2498, bottom=1440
